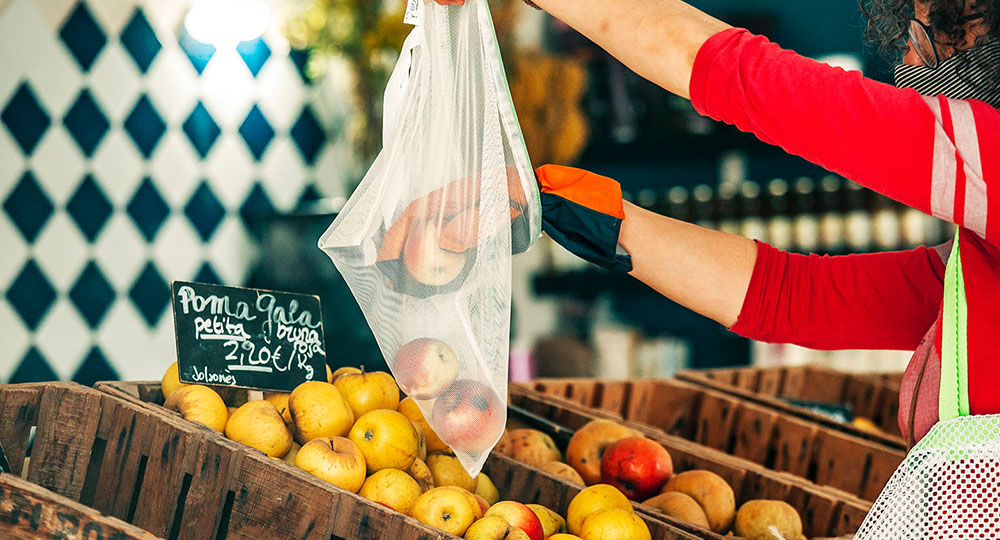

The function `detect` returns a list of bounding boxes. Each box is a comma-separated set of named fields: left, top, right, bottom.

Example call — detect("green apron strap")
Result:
left=939, top=228, right=971, bottom=421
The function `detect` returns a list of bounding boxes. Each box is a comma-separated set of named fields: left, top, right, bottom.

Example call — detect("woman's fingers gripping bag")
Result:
left=318, top=0, right=540, bottom=475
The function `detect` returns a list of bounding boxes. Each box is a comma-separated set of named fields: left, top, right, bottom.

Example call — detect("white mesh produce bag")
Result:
left=318, top=0, right=540, bottom=475
left=854, top=230, right=1000, bottom=539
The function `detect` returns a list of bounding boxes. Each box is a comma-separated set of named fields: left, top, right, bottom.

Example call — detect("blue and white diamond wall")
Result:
left=0, top=0, right=353, bottom=385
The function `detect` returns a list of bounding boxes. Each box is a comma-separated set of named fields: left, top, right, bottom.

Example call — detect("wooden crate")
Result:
left=677, top=366, right=904, bottom=447
left=91, top=381, right=715, bottom=540
left=0, top=473, right=163, bottom=540
left=510, top=381, right=878, bottom=539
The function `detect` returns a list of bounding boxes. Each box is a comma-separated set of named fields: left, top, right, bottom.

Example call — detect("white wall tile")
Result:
left=0, top=300, right=30, bottom=379
left=30, top=126, right=86, bottom=205
left=35, top=299, right=91, bottom=379
left=32, top=211, right=89, bottom=291
left=93, top=213, right=147, bottom=291
left=89, top=42, right=141, bottom=123
left=91, top=129, right=143, bottom=205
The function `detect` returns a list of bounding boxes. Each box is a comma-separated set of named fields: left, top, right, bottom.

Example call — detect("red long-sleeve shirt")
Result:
left=689, top=28, right=1000, bottom=443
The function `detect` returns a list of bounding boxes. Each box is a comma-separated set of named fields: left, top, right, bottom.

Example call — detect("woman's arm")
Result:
left=733, top=241, right=947, bottom=350
left=530, top=0, right=730, bottom=100
left=619, top=201, right=756, bottom=328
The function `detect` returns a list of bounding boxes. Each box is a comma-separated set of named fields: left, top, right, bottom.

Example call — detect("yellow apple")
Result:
left=410, top=457, right=435, bottom=492
left=566, top=484, right=633, bottom=535
left=548, top=535, right=584, bottom=540
left=508, top=429, right=562, bottom=468
left=445, top=486, right=485, bottom=520
left=402, top=220, right=467, bottom=287
left=263, top=392, right=292, bottom=424
left=326, top=364, right=334, bottom=383
left=225, top=400, right=293, bottom=458
left=527, top=504, right=567, bottom=538
left=541, top=462, right=585, bottom=486
left=283, top=441, right=302, bottom=465
left=641, top=492, right=709, bottom=529
left=288, top=381, right=354, bottom=444
left=163, top=384, right=228, bottom=431
left=413, top=419, right=428, bottom=460
left=334, top=371, right=400, bottom=418
left=426, top=453, right=477, bottom=492
left=411, top=486, right=477, bottom=536
left=359, top=468, right=423, bottom=515
left=161, top=362, right=187, bottom=399
left=495, top=429, right=513, bottom=456
left=475, top=473, right=500, bottom=506
left=294, top=436, right=366, bottom=493
left=349, top=409, right=419, bottom=472
left=399, top=397, right=450, bottom=453
left=579, top=508, right=650, bottom=540
left=464, top=516, right=531, bottom=540
left=332, top=366, right=361, bottom=381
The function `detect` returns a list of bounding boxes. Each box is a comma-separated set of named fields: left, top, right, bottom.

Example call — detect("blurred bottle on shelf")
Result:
left=715, top=183, right=741, bottom=236
left=665, top=186, right=692, bottom=223
left=844, top=180, right=874, bottom=253
left=635, top=188, right=657, bottom=211
left=739, top=181, right=768, bottom=242
left=818, top=175, right=846, bottom=255
left=692, top=184, right=715, bottom=230
left=792, top=177, right=820, bottom=253
left=872, top=193, right=903, bottom=251
left=765, top=178, right=793, bottom=251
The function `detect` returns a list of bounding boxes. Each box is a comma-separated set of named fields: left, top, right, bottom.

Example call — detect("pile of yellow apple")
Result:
left=158, top=364, right=650, bottom=540
left=497, top=420, right=807, bottom=540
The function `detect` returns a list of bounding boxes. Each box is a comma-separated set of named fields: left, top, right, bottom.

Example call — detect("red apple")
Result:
left=431, top=380, right=504, bottom=453
left=402, top=220, right=466, bottom=287
left=600, top=437, right=673, bottom=501
left=393, top=338, right=460, bottom=399
left=485, top=501, right=545, bottom=540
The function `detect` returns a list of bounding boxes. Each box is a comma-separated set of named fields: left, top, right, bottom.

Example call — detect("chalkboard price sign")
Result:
left=172, top=281, right=328, bottom=392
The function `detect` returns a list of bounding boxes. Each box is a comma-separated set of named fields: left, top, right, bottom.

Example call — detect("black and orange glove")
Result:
left=536, top=165, right=632, bottom=273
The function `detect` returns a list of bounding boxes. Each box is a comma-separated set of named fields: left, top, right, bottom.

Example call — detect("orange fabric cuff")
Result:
left=534, top=164, right=624, bottom=220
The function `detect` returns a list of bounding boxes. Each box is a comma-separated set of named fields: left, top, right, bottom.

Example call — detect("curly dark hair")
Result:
left=861, top=0, right=1000, bottom=57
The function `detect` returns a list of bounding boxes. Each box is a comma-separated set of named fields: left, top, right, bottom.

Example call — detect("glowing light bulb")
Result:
left=184, top=0, right=270, bottom=48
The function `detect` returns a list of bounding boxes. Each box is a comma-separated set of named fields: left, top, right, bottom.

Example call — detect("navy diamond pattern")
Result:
left=237, top=38, right=271, bottom=77
left=290, top=107, right=326, bottom=165
left=66, top=175, right=112, bottom=242
left=193, top=262, right=221, bottom=285
left=2, top=82, right=51, bottom=155
left=239, top=105, right=274, bottom=161
left=59, top=2, right=107, bottom=72
left=185, top=182, right=225, bottom=241
left=73, top=347, right=118, bottom=386
left=124, top=94, right=166, bottom=158
left=129, top=262, right=170, bottom=326
left=127, top=177, right=169, bottom=242
left=297, top=183, right=322, bottom=210
left=69, top=261, right=115, bottom=328
left=63, top=90, right=109, bottom=157
left=288, top=49, right=312, bottom=84
left=9, top=347, right=57, bottom=383
left=6, top=260, right=56, bottom=330
left=240, top=182, right=274, bottom=238
left=4, top=172, right=54, bottom=242
left=183, top=102, right=220, bottom=158
left=178, top=28, right=215, bottom=75
left=120, top=8, right=161, bottom=74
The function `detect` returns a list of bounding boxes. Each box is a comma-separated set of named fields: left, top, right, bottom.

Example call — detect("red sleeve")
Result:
left=690, top=28, right=1000, bottom=244
left=730, top=242, right=946, bottom=350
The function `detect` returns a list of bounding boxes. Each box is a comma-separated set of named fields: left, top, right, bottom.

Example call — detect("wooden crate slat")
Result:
left=729, top=403, right=779, bottom=464
left=227, top=451, right=336, bottom=540
left=626, top=381, right=699, bottom=438
left=0, top=385, right=42, bottom=477
left=174, top=435, right=244, bottom=540
left=130, top=416, right=194, bottom=536
left=756, top=368, right=785, bottom=397
left=692, top=393, right=736, bottom=452
left=26, top=384, right=103, bottom=500
left=0, top=473, right=162, bottom=540
left=770, top=415, right=820, bottom=478
left=91, top=395, right=156, bottom=520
